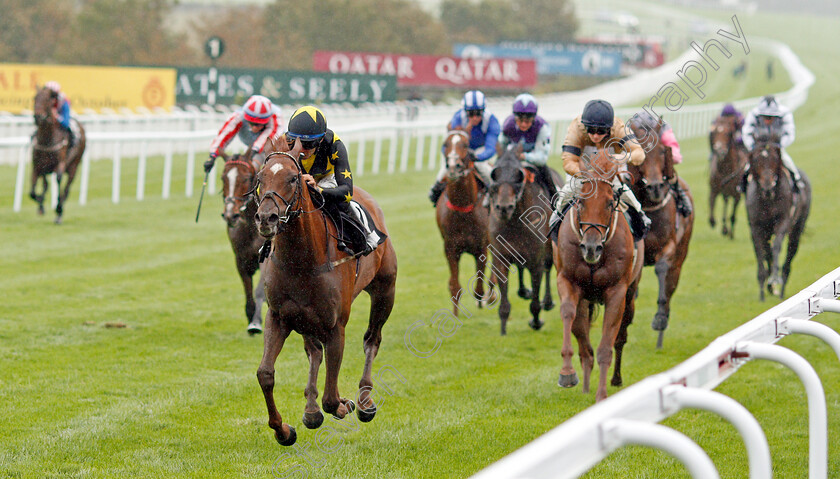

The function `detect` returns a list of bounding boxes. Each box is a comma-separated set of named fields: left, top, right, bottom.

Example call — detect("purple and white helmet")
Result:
left=512, top=93, right=538, bottom=115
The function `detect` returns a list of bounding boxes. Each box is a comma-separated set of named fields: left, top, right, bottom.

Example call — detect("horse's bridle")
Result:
left=223, top=159, right=257, bottom=213
left=256, top=151, right=304, bottom=229
left=445, top=131, right=473, bottom=180
left=573, top=177, right=621, bottom=247
left=750, top=142, right=783, bottom=196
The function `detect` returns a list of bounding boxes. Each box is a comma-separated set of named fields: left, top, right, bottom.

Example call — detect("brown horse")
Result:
left=553, top=150, right=644, bottom=401
left=628, top=123, right=694, bottom=349
left=253, top=148, right=397, bottom=446
left=486, top=144, right=560, bottom=335
left=435, top=130, right=492, bottom=315
left=31, top=86, right=86, bottom=224
left=745, top=138, right=811, bottom=301
left=708, top=115, right=747, bottom=238
left=219, top=153, right=266, bottom=335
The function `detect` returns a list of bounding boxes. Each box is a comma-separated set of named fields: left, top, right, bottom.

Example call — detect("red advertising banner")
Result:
left=312, top=51, right=537, bottom=89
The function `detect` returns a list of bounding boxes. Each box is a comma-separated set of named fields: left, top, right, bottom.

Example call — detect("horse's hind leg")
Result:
left=358, top=273, right=396, bottom=422
left=708, top=189, right=717, bottom=229
left=541, top=255, right=555, bottom=311
left=256, top=309, right=296, bottom=446
left=302, top=336, right=325, bottom=429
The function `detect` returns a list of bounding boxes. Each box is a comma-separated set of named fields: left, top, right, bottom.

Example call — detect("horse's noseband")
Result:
left=256, top=152, right=304, bottom=228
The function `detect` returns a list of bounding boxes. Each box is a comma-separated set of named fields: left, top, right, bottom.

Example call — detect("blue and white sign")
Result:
left=454, top=43, right=623, bottom=77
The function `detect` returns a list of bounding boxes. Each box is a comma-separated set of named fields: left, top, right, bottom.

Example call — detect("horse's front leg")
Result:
left=472, top=251, right=486, bottom=308
left=749, top=226, right=769, bottom=301
left=302, top=336, right=325, bottom=429
left=572, top=300, right=593, bottom=393
left=596, top=284, right=628, bottom=402
left=768, top=218, right=792, bottom=297
left=651, top=241, right=677, bottom=342
left=495, top=259, right=512, bottom=335
left=729, top=194, right=741, bottom=240
left=516, top=264, right=532, bottom=299
left=249, top=268, right=266, bottom=333
left=541, top=254, right=555, bottom=311
left=708, top=187, right=718, bottom=229
left=527, top=262, right=545, bottom=331
left=557, top=277, right=581, bottom=388
left=256, top=309, right=295, bottom=445
left=322, top=320, right=354, bottom=420
left=445, top=245, right=462, bottom=316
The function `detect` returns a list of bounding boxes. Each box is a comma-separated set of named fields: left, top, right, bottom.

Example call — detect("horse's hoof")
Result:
left=247, top=322, right=263, bottom=335
left=302, top=411, right=324, bottom=429
left=558, top=372, right=579, bottom=388
left=611, top=376, right=623, bottom=387
left=38, top=207, right=45, bottom=216
left=332, top=399, right=355, bottom=419
left=542, top=299, right=555, bottom=311
left=357, top=404, right=377, bottom=423
left=275, top=426, right=297, bottom=446
left=651, top=313, right=668, bottom=331
left=517, top=287, right=532, bottom=300
left=54, top=217, right=63, bottom=225
left=528, top=318, right=544, bottom=331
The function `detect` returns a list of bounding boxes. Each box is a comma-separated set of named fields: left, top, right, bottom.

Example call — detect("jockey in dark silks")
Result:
left=285, top=106, right=380, bottom=255
left=497, top=93, right=558, bottom=205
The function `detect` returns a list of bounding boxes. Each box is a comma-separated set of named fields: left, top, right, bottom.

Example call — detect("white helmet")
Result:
left=756, top=95, right=784, bottom=117
left=45, top=81, right=61, bottom=93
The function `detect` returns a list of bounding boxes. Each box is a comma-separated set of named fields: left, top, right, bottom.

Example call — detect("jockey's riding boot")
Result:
left=737, top=170, right=749, bottom=193
left=65, top=126, right=74, bottom=150
left=428, top=180, right=446, bottom=206
left=627, top=207, right=652, bottom=242
left=670, top=179, right=693, bottom=217
left=536, top=165, right=559, bottom=208
left=345, top=201, right=380, bottom=256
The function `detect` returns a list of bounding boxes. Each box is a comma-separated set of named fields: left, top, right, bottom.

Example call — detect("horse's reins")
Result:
left=258, top=151, right=360, bottom=273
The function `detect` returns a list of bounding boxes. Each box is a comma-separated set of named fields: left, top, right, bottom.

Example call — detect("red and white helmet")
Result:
left=45, top=81, right=61, bottom=93
left=243, top=95, right=273, bottom=124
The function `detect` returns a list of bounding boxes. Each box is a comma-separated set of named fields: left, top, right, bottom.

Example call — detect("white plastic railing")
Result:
left=1, top=37, right=813, bottom=212
left=470, top=267, right=840, bottom=479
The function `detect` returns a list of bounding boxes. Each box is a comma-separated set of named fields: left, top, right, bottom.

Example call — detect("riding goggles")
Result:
left=515, top=113, right=536, bottom=121
left=586, top=126, right=610, bottom=135
left=286, top=132, right=323, bottom=150
left=466, top=109, right=484, bottom=117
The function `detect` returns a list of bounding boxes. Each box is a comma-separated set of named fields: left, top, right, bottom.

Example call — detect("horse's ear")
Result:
left=275, top=134, right=291, bottom=153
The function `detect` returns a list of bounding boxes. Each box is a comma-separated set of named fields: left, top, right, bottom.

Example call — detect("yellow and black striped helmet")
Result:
left=287, top=106, right=327, bottom=140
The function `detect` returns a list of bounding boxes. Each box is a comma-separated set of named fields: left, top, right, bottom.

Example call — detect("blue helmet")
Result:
left=513, top=93, right=538, bottom=115
left=461, top=90, right=486, bottom=112
left=581, top=99, right=614, bottom=129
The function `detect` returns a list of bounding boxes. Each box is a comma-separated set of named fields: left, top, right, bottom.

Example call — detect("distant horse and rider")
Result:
left=434, top=129, right=494, bottom=316
left=744, top=132, right=810, bottom=301
left=486, top=143, right=562, bottom=335
left=218, top=152, right=267, bottom=335
left=30, top=84, right=86, bottom=224
left=627, top=118, right=694, bottom=349
left=253, top=108, right=397, bottom=446
left=708, top=106, right=748, bottom=239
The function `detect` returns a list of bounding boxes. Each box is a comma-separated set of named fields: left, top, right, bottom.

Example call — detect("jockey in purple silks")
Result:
left=497, top=93, right=558, bottom=205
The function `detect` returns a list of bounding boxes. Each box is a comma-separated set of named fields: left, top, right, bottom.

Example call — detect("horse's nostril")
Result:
left=595, top=245, right=603, bottom=253
left=269, top=213, right=279, bottom=224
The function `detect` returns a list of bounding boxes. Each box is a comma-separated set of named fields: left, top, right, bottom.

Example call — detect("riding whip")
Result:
left=195, top=170, right=210, bottom=223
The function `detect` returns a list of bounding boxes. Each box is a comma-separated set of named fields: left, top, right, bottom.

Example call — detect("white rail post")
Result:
left=399, top=124, right=411, bottom=173
left=372, top=132, right=383, bottom=174
left=185, top=141, right=195, bottom=198
left=779, top=318, right=840, bottom=361
left=136, top=142, right=147, bottom=201
left=13, top=146, right=27, bottom=212
left=661, top=385, right=771, bottom=479
left=387, top=128, right=398, bottom=174
left=602, top=419, right=720, bottom=479
left=357, top=134, right=366, bottom=177
left=162, top=142, right=173, bottom=199
left=738, top=341, right=827, bottom=479
left=415, top=131, right=425, bottom=171
left=79, top=151, right=90, bottom=206
left=111, top=142, right=121, bottom=204
left=49, top=173, right=58, bottom=209
left=427, top=133, right=439, bottom=171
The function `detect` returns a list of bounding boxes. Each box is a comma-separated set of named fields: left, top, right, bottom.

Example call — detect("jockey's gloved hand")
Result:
left=203, top=156, right=216, bottom=173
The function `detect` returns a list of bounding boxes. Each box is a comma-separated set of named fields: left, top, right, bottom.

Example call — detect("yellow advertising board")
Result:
left=0, top=63, right=176, bottom=114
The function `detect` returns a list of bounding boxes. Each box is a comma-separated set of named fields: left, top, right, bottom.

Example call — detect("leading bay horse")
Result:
left=745, top=137, right=810, bottom=301
left=553, top=149, right=643, bottom=401
left=220, top=153, right=266, bottom=335
left=628, top=122, right=694, bottom=349
left=253, top=147, right=397, bottom=446
left=435, top=130, right=492, bottom=315
left=31, top=86, right=86, bottom=224
left=487, top=144, right=560, bottom=335
left=708, top=114, right=747, bottom=238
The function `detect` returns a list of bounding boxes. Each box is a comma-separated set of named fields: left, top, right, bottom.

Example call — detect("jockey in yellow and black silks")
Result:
left=285, top=106, right=380, bottom=255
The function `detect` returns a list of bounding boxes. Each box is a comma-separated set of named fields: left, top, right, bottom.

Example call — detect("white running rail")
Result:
left=470, top=267, right=840, bottom=479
